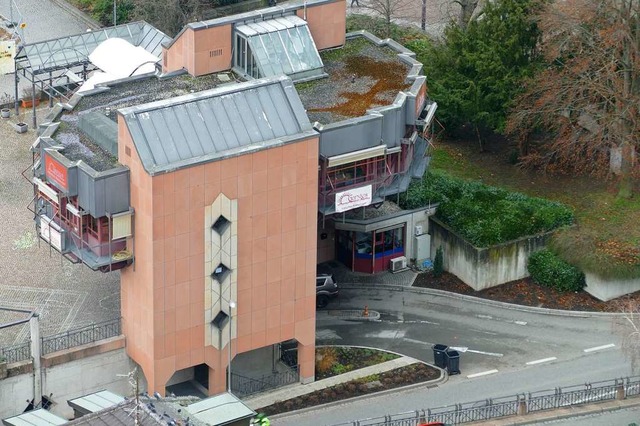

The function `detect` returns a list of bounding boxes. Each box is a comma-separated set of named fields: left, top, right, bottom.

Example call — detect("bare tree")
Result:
left=614, top=298, right=640, bottom=373
left=454, top=0, right=479, bottom=28
left=133, top=0, right=202, bottom=37
left=506, top=0, right=639, bottom=197
left=360, top=0, right=415, bottom=37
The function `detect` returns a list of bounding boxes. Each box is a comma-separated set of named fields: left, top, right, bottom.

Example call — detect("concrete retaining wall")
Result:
left=0, top=336, right=144, bottom=420
left=585, top=273, right=640, bottom=301
left=429, top=218, right=554, bottom=291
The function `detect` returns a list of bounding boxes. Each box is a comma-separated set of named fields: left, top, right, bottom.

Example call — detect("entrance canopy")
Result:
left=235, top=15, right=324, bottom=80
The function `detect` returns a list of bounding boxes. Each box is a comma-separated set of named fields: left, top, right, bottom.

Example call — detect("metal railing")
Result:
left=40, top=318, right=121, bottom=355
left=231, top=365, right=300, bottom=398
left=333, top=376, right=640, bottom=426
left=0, top=342, right=31, bottom=364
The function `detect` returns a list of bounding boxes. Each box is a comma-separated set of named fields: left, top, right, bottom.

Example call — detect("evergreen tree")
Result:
left=409, top=0, right=543, bottom=140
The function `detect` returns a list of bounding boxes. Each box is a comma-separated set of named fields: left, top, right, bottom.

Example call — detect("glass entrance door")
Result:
left=373, top=226, right=405, bottom=273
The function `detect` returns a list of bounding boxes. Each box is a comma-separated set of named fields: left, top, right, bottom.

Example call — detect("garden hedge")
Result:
left=401, top=171, right=574, bottom=247
left=527, top=249, right=585, bottom=292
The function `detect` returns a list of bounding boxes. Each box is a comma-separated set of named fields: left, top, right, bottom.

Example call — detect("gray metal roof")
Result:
left=120, top=75, right=317, bottom=175
left=2, top=408, right=67, bottom=426
left=16, top=22, right=170, bottom=74
left=67, top=390, right=125, bottom=414
left=187, top=392, right=255, bottom=426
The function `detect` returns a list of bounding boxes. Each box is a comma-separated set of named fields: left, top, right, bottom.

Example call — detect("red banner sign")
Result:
left=45, top=154, right=68, bottom=190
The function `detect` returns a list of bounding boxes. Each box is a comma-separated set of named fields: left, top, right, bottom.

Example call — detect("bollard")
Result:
left=363, top=305, right=369, bottom=317
left=616, top=383, right=625, bottom=400
left=517, top=395, right=527, bottom=415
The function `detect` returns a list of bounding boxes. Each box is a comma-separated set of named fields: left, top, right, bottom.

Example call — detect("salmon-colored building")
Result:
left=27, top=0, right=436, bottom=397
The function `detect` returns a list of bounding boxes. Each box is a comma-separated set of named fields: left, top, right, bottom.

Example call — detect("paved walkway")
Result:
left=243, top=355, right=442, bottom=411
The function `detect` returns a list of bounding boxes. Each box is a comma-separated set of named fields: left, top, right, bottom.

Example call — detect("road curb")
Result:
left=49, top=0, right=101, bottom=30
left=340, top=283, right=628, bottom=318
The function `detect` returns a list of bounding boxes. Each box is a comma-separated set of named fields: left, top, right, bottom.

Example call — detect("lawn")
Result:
left=430, top=136, right=640, bottom=279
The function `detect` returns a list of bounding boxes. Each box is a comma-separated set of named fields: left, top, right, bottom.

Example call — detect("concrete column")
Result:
left=297, top=342, right=315, bottom=384
left=208, top=366, right=226, bottom=395
left=29, top=315, right=42, bottom=407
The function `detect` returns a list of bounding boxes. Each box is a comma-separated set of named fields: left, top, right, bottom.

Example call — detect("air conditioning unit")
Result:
left=414, top=225, right=423, bottom=236
left=390, top=256, right=408, bottom=272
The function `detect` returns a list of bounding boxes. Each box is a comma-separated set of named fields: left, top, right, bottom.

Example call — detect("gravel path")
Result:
left=0, top=108, right=120, bottom=347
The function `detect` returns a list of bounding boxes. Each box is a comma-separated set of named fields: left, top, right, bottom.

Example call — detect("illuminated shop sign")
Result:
left=45, top=154, right=68, bottom=190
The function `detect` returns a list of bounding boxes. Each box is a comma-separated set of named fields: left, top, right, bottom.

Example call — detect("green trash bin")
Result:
left=432, top=344, right=448, bottom=369
left=446, top=350, right=460, bottom=375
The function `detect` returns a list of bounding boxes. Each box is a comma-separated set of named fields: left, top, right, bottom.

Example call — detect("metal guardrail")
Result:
left=231, top=365, right=300, bottom=398
left=333, top=376, right=640, bottom=426
left=0, top=342, right=31, bottom=364
left=40, top=318, right=121, bottom=355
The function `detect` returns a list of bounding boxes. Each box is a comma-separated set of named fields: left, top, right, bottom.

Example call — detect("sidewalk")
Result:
left=243, top=355, right=443, bottom=411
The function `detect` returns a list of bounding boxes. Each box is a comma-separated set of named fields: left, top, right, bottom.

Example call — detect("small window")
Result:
left=316, top=278, right=326, bottom=287
left=212, top=215, right=230, bottom=234
left=211, top=310, right=230, bottom=329
left=211, top=263, right=231, bottom=282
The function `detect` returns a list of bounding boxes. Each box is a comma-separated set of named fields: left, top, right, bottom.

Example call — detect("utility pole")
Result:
left=421, top=0, right=426, bottom=31
left=113, top=0, right=117, bottom=26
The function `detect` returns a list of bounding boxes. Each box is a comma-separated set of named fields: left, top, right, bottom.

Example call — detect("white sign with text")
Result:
left=335, top=185, right=373, bottom=213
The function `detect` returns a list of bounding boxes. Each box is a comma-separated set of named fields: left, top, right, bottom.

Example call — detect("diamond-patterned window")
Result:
left=211, top=263, right=231, bottom=282
left=212, top=215, right=230, bottom=234
left=211, top=310, right=230, bottom=329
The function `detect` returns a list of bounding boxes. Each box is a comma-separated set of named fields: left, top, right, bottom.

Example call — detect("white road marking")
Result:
left=403, top=337, right=434, bottom=346
left=466, top=349, right=503, bottom=357
left=470, top=328, right=498, bottom=335
left=467, top=369, right=499, bottom=379
left=449, top=347, right=503, bottom=357
left=475, top=314, right=527, bottom=326
left=365, top=330, right=407, bottom=339
left=526, top=357, right=557, bottom=365
left=316, top=329, right=342, bottom=340
left=401, top=320, right=440, bottom=325
left=584, top=343, right=615, bottom=353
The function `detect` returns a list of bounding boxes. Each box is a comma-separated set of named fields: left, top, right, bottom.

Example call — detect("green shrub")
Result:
left=527, top=249, right=585, bottom=292
left=433, top=247, right=444, bottom=277
left=332, top=364, right=349, bottom=375
left=401, top=171, right=574, bottom=247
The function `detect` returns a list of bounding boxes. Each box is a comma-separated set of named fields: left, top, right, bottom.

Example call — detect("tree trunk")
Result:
left=616, top=141, right=635, bottom=199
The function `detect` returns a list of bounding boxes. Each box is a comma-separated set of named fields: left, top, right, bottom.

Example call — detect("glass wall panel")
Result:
left=236, top=16, right=323, bottom=79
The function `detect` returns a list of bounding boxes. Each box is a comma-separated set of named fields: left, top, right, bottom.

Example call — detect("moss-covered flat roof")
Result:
left=296, top=36, right=412, bottom=124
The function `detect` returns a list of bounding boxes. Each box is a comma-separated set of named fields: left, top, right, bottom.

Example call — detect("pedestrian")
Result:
left=351, top=0, right=359, bottom=7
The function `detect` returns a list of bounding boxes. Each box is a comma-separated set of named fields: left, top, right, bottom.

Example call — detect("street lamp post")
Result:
left=228, top=301, right=236, bottom=392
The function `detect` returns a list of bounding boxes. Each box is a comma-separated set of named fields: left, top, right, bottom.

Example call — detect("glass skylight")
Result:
left=234, top=15, right=323, bottom=80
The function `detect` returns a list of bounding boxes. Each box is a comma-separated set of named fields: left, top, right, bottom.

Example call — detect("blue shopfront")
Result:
left=336, top=226, right=405, bottom=273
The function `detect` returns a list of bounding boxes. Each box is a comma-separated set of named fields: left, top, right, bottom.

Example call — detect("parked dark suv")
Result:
left=316, top=274, right=339, bottom=308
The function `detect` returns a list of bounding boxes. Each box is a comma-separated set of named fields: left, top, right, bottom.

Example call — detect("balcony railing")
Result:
left=0, top=342, right=31, bottom=364
left=41, top=318, right=122, bottom=355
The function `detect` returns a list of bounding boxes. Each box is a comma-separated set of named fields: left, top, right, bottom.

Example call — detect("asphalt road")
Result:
left=273, top=287, right=633, bottom=426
